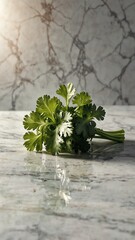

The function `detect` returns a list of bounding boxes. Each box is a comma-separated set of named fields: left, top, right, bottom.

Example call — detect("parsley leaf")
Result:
left=23, top=132, right=42, bottom=151
left=90, top=104, right=106, bottom=120
left=75, top=118, right=96, bottom=139
left=58, top=112, right=72, bottom=137
left=23, top=82, right=125, bottom=155
left=56, top=82, right=75, bottom=109
left=23, top=111, right=46, bottom=130
left=45, top=112, right=73, bottom=154
left=45, top=126, right=63, bottom=155
left=72, top=92, right=92, bottom=107
left=36, top=95, right=61, bottom=123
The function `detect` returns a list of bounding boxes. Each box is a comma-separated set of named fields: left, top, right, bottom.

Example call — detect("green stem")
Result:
left=95, top=128, right=125, bottom=143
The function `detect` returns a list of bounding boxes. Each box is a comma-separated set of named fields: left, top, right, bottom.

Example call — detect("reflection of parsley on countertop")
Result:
left=23, top=83, right=125, bottom=155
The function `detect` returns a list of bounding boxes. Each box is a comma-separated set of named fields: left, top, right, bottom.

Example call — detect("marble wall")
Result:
left=0, top=0, right=135, bottom=110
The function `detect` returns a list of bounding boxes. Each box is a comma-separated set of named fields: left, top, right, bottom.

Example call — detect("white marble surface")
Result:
left=0, top=0, right=135, bottom=109
left=0, top=107, right=135, bottom=240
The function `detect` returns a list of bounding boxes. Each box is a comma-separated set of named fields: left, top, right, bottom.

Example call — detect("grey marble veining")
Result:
left=0, top=107, right=135, bottom=239
left=0, top=0, right=135, bottom=110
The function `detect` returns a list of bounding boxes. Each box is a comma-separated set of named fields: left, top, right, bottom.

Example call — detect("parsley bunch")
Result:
left=23, top=83, right=125, bottom=155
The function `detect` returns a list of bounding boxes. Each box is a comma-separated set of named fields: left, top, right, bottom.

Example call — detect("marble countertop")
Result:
left=0, top=106, right=135, bottom=240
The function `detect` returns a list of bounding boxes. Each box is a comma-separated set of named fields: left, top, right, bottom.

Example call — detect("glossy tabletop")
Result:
left=0, top=107, right=135, bottom=240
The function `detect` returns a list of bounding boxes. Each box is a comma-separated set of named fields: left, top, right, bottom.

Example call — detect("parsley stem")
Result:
left=95, top=128, right=125, bottom=143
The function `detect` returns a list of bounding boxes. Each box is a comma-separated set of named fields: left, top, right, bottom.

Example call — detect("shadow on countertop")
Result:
left=58, top=140, right=135, bottom=161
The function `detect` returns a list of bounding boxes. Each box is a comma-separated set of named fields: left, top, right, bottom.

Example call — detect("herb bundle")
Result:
left=23, top=83, right=125, bottom=155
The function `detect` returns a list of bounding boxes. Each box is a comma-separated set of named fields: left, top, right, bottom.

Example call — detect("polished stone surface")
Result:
left=0, top=106, right=135, bottom=239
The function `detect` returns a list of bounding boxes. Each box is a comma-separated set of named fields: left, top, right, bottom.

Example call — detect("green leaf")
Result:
left=23, top=82, right=124, bottom=155
left=72, top=92, right=92, bottom=107
left=75, top=117, right=96, bottom=139
left=36, top=95, right=61, bottom=123
left=56, top=83, right=75, bottom=108
left=23, top=132, right=42, bottom=152
left=77, top=104, right=105, bottom=121
left=75, top=118, right=88, bottom=138
left=72, top=134, right=90, bottom=153
left=45, top=127, right=63, bottom=155
left=58, top=112, right=73, bottom=137
left=45, top=112, right=73, bottom=154
left=61, top=137, right=72, bottom=153
left=23, top=111, right=46, bottom=130
left=91, top=104, right=106, bottom=120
